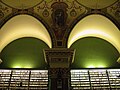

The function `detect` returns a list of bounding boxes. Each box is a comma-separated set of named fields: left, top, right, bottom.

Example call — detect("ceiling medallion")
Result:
left=70, top=9, right=77, bottom=17
left=42, top=9, right=49, bottom=17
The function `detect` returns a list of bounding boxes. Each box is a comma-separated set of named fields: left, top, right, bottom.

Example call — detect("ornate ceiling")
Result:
left=1, top=0, right=118, bottom=9
left=0, top=0, right=120, bottom=48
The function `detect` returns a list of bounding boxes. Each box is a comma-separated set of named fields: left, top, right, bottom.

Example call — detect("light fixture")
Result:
left=87, top=65, right=95, bottom=68
left=86, top=63, right=106, bottom=68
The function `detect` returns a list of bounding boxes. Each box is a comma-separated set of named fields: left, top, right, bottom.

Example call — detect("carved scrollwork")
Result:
left=42, top=9, right=49, bottom=17
left=115, top=9, right=120, bottom=18
left=110, top=1, right=120, bottom=18
left=36, top=1, right=51, bottom=17
left=0, top=10, right=4, bottom=18
left=70, top=9, right=77, bottom=17
left=0, top=2, right=12, bottom=24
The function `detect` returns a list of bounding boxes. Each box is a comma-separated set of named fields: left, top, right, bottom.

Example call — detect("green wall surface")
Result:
left=71, top=37, right=120, bottom=68
left=0, top=37, right=49, bottom=69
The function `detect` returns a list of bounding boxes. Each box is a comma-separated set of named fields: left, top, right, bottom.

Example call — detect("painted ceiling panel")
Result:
left=68, top=14, right=120, bottom=54
left=0, top=37, right=49, bottom=69
left=71, top=37, right=120, bottom=68
left=1, top=0, right=43, bottom=9
left=1, top=0, right=117, bottom=9
left=76, top=0, right=117, bottom=9
left=0, top=15, right=52, bottom=53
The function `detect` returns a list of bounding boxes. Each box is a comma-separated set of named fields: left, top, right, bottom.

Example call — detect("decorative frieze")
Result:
left=107, top=1, right=120, bottom=23
left=0, top=2, right=12, bottom=25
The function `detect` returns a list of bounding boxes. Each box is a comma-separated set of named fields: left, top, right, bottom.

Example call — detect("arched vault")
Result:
left=0, top=15, right=52, bottom=52
left=68, top=14, right=120, bottom=54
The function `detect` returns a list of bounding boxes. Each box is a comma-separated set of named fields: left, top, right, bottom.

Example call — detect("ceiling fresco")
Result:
left=76, top=0, right=118, bottom=9
left=1, top=0, right=43, bottom=9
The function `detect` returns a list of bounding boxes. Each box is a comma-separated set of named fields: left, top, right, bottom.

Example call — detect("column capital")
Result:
left=44, top=48, right=75, bottom=68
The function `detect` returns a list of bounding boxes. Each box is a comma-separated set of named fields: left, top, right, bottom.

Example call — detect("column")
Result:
left=44, top=48, right=75, bottom=90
